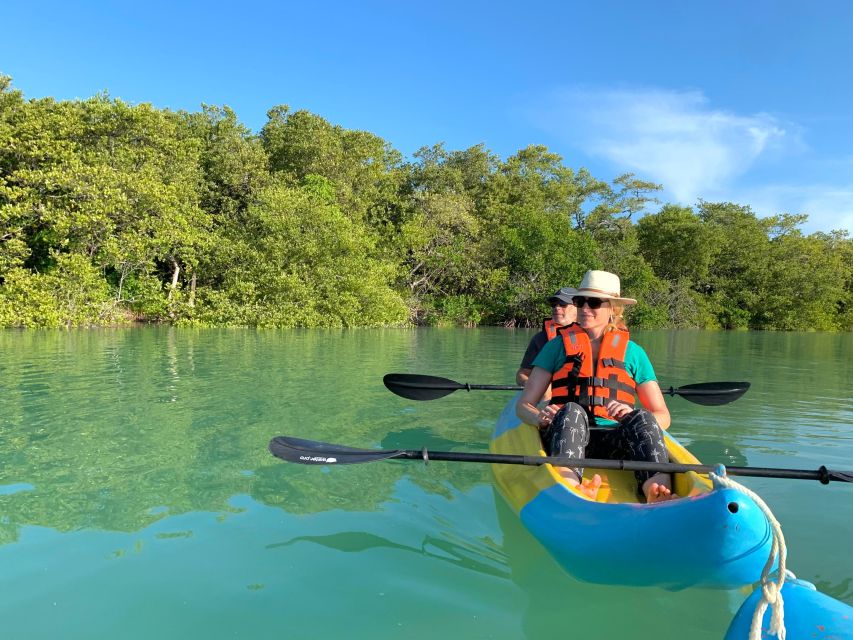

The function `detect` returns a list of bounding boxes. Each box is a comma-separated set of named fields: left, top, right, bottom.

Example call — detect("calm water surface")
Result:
left=0, top=328, right=851, bottom=639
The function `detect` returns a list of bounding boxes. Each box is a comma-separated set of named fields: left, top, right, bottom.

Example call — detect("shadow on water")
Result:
left=380, top=426, right=473, bottom=451
left=266, top=530, right=510, bottom=579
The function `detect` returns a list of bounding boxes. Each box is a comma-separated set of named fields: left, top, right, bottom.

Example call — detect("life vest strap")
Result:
left=575, top=394, right=608, bottom=407
left=601, top=357, right=626, bottom=370
left=577, top=376, right=636, bottom=396
left=551, top=378, right=571, bottom=390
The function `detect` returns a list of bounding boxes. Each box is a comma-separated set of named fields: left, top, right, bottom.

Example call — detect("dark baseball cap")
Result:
left=547, top=286, right=578, bottom=305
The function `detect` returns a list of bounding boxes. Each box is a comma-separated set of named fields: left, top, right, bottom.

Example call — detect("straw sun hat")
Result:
left=575, top=270, right=637, bottom=305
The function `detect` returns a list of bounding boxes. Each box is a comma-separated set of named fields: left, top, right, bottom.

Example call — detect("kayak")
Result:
left=490, top=395, right=773, bottom=589
left=725, top=577, right=853, bottom=639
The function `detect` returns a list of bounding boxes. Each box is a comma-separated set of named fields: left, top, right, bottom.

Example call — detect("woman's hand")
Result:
left=605, top=400, right=633, bottom=421
left=516, top=366, right=555, bottom=426
left=537, top=404, right=559, bottom=428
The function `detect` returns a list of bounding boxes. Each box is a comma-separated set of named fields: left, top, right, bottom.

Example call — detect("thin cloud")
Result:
left=737, top=184, right=853, bottom=235
left=535, top=87, right=789, bottom=202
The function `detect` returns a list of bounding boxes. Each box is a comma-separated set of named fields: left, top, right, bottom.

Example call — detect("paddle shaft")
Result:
left=433, top=386, right=738, bottom=396
left=399, top=450, right=845, bottom=483
left=419, top=383, right=523, bottom=391
left=391, top=384, right=738, bottom=395
left=268, top=437, right=853, bottom=484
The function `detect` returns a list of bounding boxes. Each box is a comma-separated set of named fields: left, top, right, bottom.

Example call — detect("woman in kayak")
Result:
left=516, top=269, right=675, bottom=503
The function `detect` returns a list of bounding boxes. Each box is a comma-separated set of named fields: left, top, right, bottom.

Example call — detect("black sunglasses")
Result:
left=573, top=296, right=609, bottom=309
left=550, top=301, right=571, bottom=308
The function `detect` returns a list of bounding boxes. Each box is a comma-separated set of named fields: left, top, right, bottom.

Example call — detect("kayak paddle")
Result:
left=269, top=436, right=853, bottom=484
left=383, top=373, right=750, bottom=406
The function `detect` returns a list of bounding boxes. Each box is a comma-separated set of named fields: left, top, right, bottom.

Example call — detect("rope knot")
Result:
left=767, top=590, right=786, bottom=640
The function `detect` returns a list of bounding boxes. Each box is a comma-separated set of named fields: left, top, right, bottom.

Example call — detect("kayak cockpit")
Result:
left=491, top=395, right=772, bottom=588
left=491, top=402, right=712, bottom=506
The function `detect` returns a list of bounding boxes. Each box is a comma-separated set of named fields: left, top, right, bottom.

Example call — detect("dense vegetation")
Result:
left=1, top=76, right=851, bottom=330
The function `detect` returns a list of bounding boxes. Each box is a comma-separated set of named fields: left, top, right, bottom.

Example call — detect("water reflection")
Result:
left=686, top=439, right=749, bottom=467
left=0, top=483, right=35, bottom=496
left=814, top=576, right=853, bottom=602
left=491, top=488, right=737, bottom=639
left=267, top=530, right=509, bottom=579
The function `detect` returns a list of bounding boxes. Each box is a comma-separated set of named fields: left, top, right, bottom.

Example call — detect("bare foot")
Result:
left=562, top=471, right=602, bottom=500
left=644, top=482, right=677, bottom=503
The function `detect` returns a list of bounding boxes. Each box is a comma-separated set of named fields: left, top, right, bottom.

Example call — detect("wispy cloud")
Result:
left=737, top=184, right=853, bottom=234
left=533, top=86, right=790, bottom=202
left=528, top=86, right=852, bottom=233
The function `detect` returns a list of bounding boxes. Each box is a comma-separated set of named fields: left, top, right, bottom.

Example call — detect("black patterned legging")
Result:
left=542, top=402, right=669, bottom=493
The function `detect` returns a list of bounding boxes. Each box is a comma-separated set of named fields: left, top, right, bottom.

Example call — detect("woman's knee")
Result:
left=544, top=403, right=589, bottom=454
left=623, top=407, right=655, bottom=422
left=619, top=409, right=666, bottom=445
left=559, top=402, right=590, bottom=428
left=620, top=408, right=659, bottom=432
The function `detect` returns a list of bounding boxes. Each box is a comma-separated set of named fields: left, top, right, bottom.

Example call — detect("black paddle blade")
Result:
left=269, top=436, right=404, bottom=465
left=669, top=381, right=751, bottom=406
left=383, top=373, right=461, bottom=401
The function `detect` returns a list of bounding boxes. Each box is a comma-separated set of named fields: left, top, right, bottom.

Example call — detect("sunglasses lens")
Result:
left=573, top=296, right=605, bottom=309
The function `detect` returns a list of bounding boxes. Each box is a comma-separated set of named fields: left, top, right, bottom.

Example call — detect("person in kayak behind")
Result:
left=516, top=269, right=675, bottom=504
left=515, top=285, right=578, bottom=389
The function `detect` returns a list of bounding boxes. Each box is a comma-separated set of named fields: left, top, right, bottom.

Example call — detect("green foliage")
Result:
left=633, top=276, right=714, bottom=329
left=0, top=253, right=116, bottom=327
left=484, top=203, right=596, bottom=325
left=261, top=106, right=404, bottom=224
left=637, top=205, right=713, bottom=284
left=425, top=294, right=484, bottom=327
left=832, top=231, right=853, bottom=330
left=762, top=227, right=845, bottom=330
left=184, top=104, right=270, bottom=220
left=1, top=76, right=850, bottom=331
left=191, top=179, right=407, bottom=327
left=399, top=192, right=481, bottom=305
left=462, top=145, right=601, bottom=325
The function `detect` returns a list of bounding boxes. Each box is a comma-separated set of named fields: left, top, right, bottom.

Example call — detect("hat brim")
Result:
left=574, top=288, right=637, bottom=305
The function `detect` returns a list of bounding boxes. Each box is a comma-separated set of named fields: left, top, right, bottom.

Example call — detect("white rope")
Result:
left=710, top=469, right=788, bottom=640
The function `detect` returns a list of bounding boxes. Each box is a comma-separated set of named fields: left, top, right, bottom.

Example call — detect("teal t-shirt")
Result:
left=532, top=334, right=657, bottom=426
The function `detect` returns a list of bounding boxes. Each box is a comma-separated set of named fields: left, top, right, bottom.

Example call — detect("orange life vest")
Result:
left=542, top=318, right=560, bottom=341
left=549, top=324, right=636, bottom=420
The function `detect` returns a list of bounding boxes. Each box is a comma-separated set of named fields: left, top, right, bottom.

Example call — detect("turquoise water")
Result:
left=0, top=328, right=851, bottom=639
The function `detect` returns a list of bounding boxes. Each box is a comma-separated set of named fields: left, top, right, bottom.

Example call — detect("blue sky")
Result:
left=3, top=1, right=852, bottom=233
